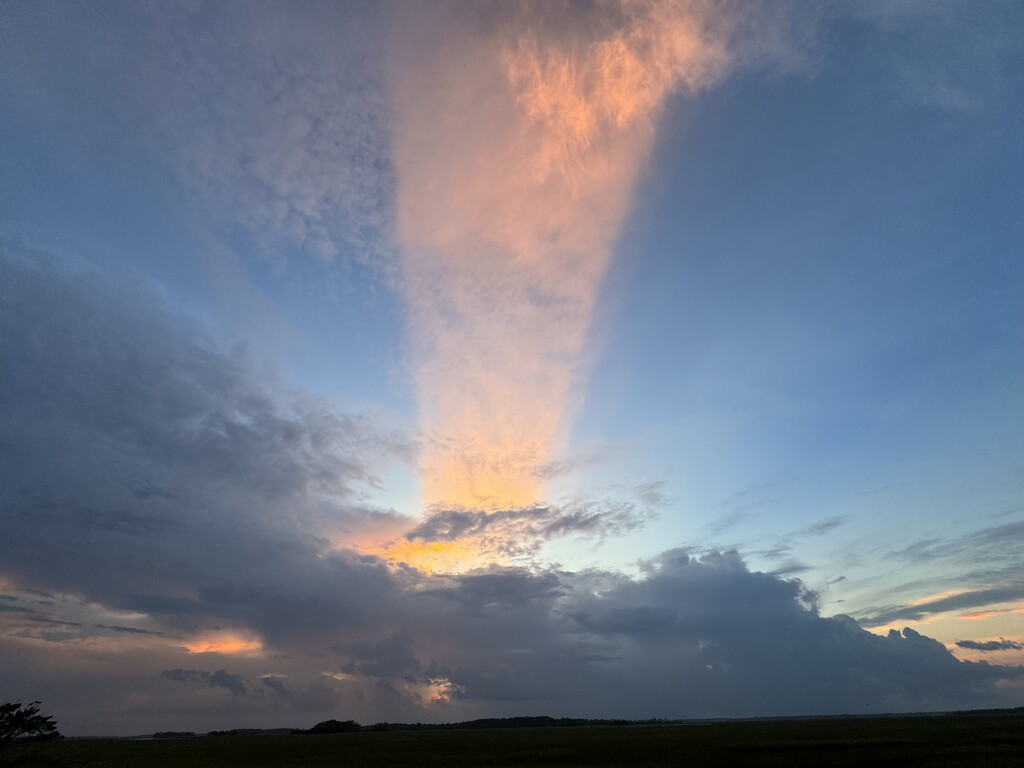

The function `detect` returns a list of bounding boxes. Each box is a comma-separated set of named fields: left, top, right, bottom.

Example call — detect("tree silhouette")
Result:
left=0, top=701, right=61, bottom=747
left=301, top=719, right=361, bottom=734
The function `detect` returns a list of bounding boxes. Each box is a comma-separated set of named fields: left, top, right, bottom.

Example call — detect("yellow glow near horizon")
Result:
left=391, top=1, right=731, bottom=515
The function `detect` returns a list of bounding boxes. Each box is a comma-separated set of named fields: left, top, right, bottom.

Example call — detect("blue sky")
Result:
left=1, top=0, right=1022, bottom=735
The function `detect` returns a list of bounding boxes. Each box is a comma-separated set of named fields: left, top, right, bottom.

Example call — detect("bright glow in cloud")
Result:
left=183, top=632, right=263, bottom=656
left=375, top=538, right=488, bottom=575
left=391, top=1, right=732, bottom=512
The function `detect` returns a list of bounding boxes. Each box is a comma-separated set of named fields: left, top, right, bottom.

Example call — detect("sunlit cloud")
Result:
left=182, top=632, right=264, bottom=657
left=907, top=587, right=974, bottom=607
left=372, top=538, right=490, bottom=575
left=391, top=1, right=733, bottom=514
left=419, top=676, right=464, bottom=705
left=958, top=604, right=1024, bottom=621
left=358, top=496, right=654, bottom=572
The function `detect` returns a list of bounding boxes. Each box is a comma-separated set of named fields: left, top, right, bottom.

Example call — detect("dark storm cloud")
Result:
left=956, top=639, right=1023, bottom=652
left=163, top=667, right=340, bottom=712
left=423, top=568, right=566, bottom=617
left=339, top=631, right=421, bottom=678
left=260, top=677, right=340, bottom=713
left=0, top=241, right=412, bottom=643
left=799, top=516, right=846, bottom=537
left=163, top=668, right=248, bottom=696
left=408, top=551, right=1022, bottom=716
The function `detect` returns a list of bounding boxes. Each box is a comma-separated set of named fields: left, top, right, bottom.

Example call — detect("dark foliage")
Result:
left=208, top=729, right=294, bottom=737
left=296, top=720, right=362, bottom=735
left=0, top=702, right=61, bottom=747
left=369, top=715, right=637, bottom=732
left=32, top=710, right=1024, bottom=767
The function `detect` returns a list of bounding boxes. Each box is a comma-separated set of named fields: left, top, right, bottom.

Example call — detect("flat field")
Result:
left=7, top=712, right=1022, bottom=767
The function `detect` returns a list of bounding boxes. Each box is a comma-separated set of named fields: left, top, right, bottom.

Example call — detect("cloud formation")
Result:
left=956, top=639, right=1023, bottom=652
left=0, top=1, right=395, bottom=273
left=163, top=668, right=248, bottom=697
left=3, top=0, right=1024, bottom=737
left=391, top=1, right=734, bottom=511
left=853, top=521, right=1024, bottom=627
left=2, top=244, right=1020, bottom=734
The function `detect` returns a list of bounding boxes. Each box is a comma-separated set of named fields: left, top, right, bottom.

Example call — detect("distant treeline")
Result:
left=179, top=706, right=1024, bottom=740
left=198, top=716, right=673, bottom=739
left=204, top=728, right=297, bottom=737
left=361, top=716, right=650, bottom=732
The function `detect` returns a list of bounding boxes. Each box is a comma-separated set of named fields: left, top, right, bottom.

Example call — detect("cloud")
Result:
left=799, top=516, right=847, bottom=537
left=95, top=625, right=163, bottom=636
left=956, top=639, right=1024, bottom=652
left=422, top=568, right=567, bottom=618
left=0, top=241, right=412, bottom=645
left=852, top=521, right=1024, bottom=627
left=0, top=1, right=396, bottom=276
left=1, top=243, right=1022, bottom=734
left=390, top=1, right=738, bottom=511
left=163, top=668, right=248, bottom=696
left=162, top=667, right=342, bottom=713
left=406, top=550, right=1022, bottom=716
left=339, top=632, right=421, bottom=678
left=402, top=498, right=653, bottom=559
left=843, top=0, right=1024, bottom=112
left=858, top=583, right=1024, bottom=628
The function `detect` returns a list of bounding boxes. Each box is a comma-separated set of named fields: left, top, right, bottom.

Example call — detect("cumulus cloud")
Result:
left=395, top=550, right=1022, bottom=718
left=340, top=632, right=421, bottom=679
left=163, top=668, right=248, bottom=697
left=161, top=667, right=343, bottom=713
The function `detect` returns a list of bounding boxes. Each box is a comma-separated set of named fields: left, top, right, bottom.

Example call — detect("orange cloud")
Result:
left=372, top=537, right=490, bottom=575
left=183, top=632, right=263, bottom=656
left=957, top=604, right=1024, bottom=621
left=391, top=1, right=733, bottom=514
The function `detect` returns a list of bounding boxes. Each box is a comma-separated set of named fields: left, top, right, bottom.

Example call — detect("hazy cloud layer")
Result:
left=0, top=0, right=395, bottom=274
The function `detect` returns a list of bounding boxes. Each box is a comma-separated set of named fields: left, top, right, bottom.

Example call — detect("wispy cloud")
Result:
left=391, top=1, right=736, bottom=510
left=955, top=638, right=1023, bottom=652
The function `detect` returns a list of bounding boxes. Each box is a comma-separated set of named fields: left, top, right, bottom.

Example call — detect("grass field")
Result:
left=4, top=712, right=1022, bottom=767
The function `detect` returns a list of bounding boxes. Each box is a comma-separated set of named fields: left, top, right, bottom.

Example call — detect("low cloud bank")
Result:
left=1, top=246, right=1021, bottom=734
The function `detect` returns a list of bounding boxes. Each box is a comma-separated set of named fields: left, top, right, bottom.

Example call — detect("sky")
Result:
left=0, top=0, right=1022, bottom=736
